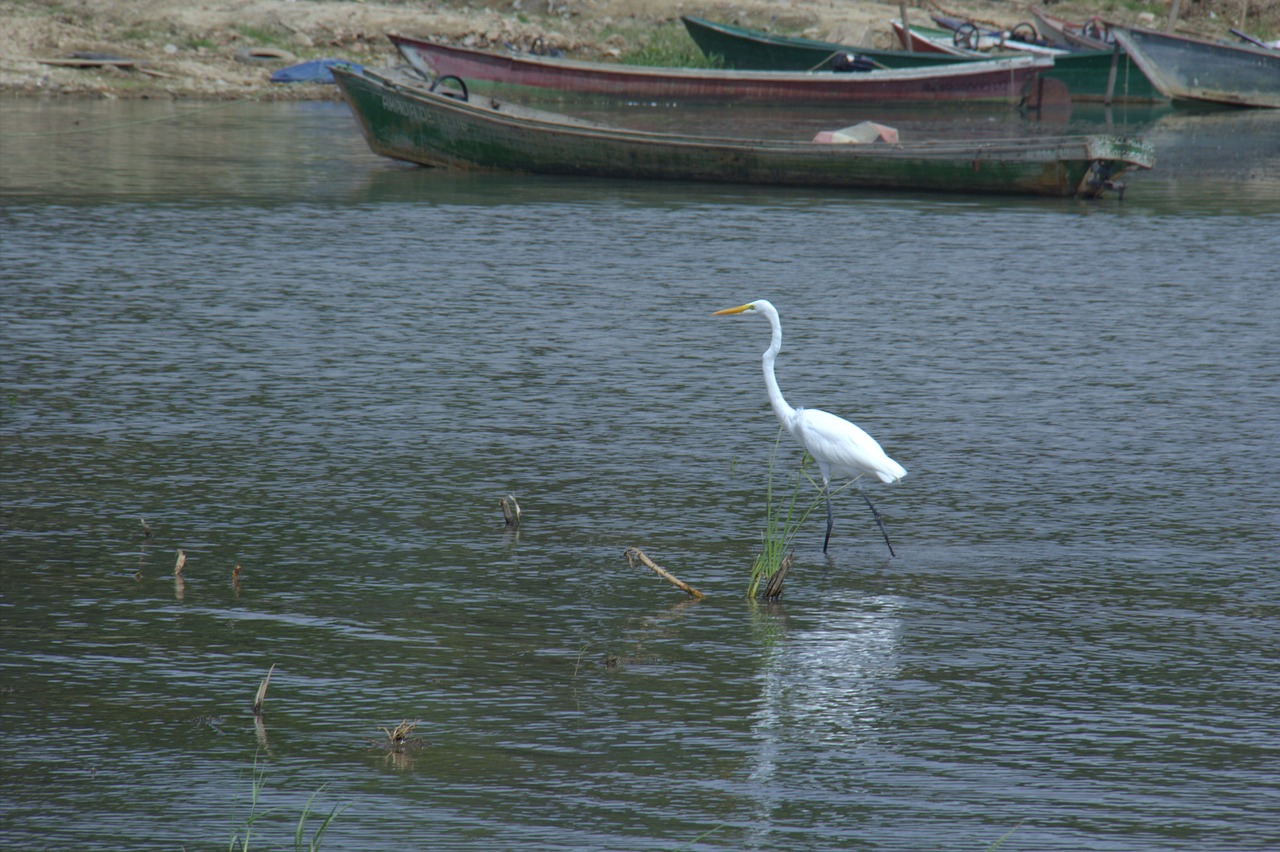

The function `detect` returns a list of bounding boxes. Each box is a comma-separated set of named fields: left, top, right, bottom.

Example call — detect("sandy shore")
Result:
left=0, top=0, right=1265, bottom=100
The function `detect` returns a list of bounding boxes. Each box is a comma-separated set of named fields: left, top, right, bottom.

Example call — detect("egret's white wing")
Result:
left=792, top=407, right=906, bottom=484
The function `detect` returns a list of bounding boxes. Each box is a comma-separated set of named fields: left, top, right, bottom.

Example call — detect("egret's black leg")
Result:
left=822, top=485, right=835, bottom=553
left=860, top=489, right=896, bottom=558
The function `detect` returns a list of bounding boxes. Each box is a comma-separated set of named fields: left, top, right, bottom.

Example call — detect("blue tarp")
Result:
left=269, top=60, right=361, bottom=84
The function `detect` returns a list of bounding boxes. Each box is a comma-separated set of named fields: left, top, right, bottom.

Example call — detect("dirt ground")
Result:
left=1, top=0, right=1275, bottom=100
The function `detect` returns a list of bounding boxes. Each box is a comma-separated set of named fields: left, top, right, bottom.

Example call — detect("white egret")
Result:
left=712, top=299, right=906, bottom=555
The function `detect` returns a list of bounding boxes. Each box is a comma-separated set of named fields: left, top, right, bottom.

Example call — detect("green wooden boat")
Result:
left=681, top=14, right=972, bottom=70
left=1113, top=25, right=1280, bottom=108
left=682, top=15, right=1166, bottom=103
left=333, top=66, right=1154, bottom=199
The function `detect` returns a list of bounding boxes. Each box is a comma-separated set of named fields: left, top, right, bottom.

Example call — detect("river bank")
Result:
left=1, top=0, right=1272, bottom=100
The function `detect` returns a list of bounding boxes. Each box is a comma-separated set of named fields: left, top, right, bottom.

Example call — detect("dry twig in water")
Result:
left=500, top=494, right=522, bottom=528
left=253, top=663, right=275, bottom=716
left=624, top=547, right=703, bottom=600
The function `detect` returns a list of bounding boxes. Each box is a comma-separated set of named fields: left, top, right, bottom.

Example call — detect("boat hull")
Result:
left=1043, top=49, right=1164, bottom=103
left=1030, top=7, right=1113, bottom=52
left=1113, top=26, right=1280, bottom=108
left=681, top=15, right=978, bottom=70
left=389, top=34, right=1051, bottom=105
left=894, top=20, right=972, bottom=56
left=334, top=67, right=1153, bottom=198
left=686, top=16, right=1162, bottom=102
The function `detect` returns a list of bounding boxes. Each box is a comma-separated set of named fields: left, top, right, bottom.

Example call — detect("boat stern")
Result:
left=1077, top=136, right=1156, bottom=199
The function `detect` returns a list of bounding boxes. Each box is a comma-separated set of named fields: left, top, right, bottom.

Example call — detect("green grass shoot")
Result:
left=228, top=754, right=348, bottom=852
left=749, top=427, right=857, bottom=597
left=749, top=430, right=810, bottom=598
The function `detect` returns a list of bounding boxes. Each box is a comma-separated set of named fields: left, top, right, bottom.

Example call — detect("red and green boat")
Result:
left=388, top=33, right=1053, bottom=105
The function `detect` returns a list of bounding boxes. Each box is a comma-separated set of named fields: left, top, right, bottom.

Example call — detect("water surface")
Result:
left=2, top=98, right=1278, bottom=851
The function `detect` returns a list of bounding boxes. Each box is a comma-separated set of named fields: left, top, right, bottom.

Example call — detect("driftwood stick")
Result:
left=253, top=663, right=275, bottom=716
left=36, top=57, right=145, bottom=68
left=500, top=494, right=521, bottom=528
left=624, top=547, right=704, bottom=600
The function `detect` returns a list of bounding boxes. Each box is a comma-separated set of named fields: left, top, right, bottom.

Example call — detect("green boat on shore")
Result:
left=682, top=15, right=1166, bottom=104
left=1113, top=25, right=1280, bottom=108
left=681, top=14, right=975, bottom=71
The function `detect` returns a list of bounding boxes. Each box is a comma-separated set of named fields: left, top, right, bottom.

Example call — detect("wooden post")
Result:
left=1165, top=0, right=1183, bottom=33
left=899, top=1, right=914, bottom=51
left=1104, top=42, right=1120, bottom=107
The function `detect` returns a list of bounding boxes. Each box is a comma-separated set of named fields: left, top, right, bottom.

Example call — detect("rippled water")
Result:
left=2, top=99, right=1278, bottom=850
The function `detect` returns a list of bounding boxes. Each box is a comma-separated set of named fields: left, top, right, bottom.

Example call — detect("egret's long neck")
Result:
left=761, top=309, right=797, bottom=429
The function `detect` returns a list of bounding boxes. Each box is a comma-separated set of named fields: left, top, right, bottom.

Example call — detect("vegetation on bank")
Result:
left=2, top=0, right=1275, bottom=98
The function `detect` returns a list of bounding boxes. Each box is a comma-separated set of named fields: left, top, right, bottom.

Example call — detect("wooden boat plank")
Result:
left=37, top=57, right=143, bottom=68
left=892, top=20, right=974, bottom=56
left=1030, top=8, right=1077, bottom=50
left=1030, top=7, right=1110, bottom=51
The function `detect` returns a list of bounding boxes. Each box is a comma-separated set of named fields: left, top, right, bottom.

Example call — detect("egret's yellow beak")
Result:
left=711, top=304, right=752, bottom=316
